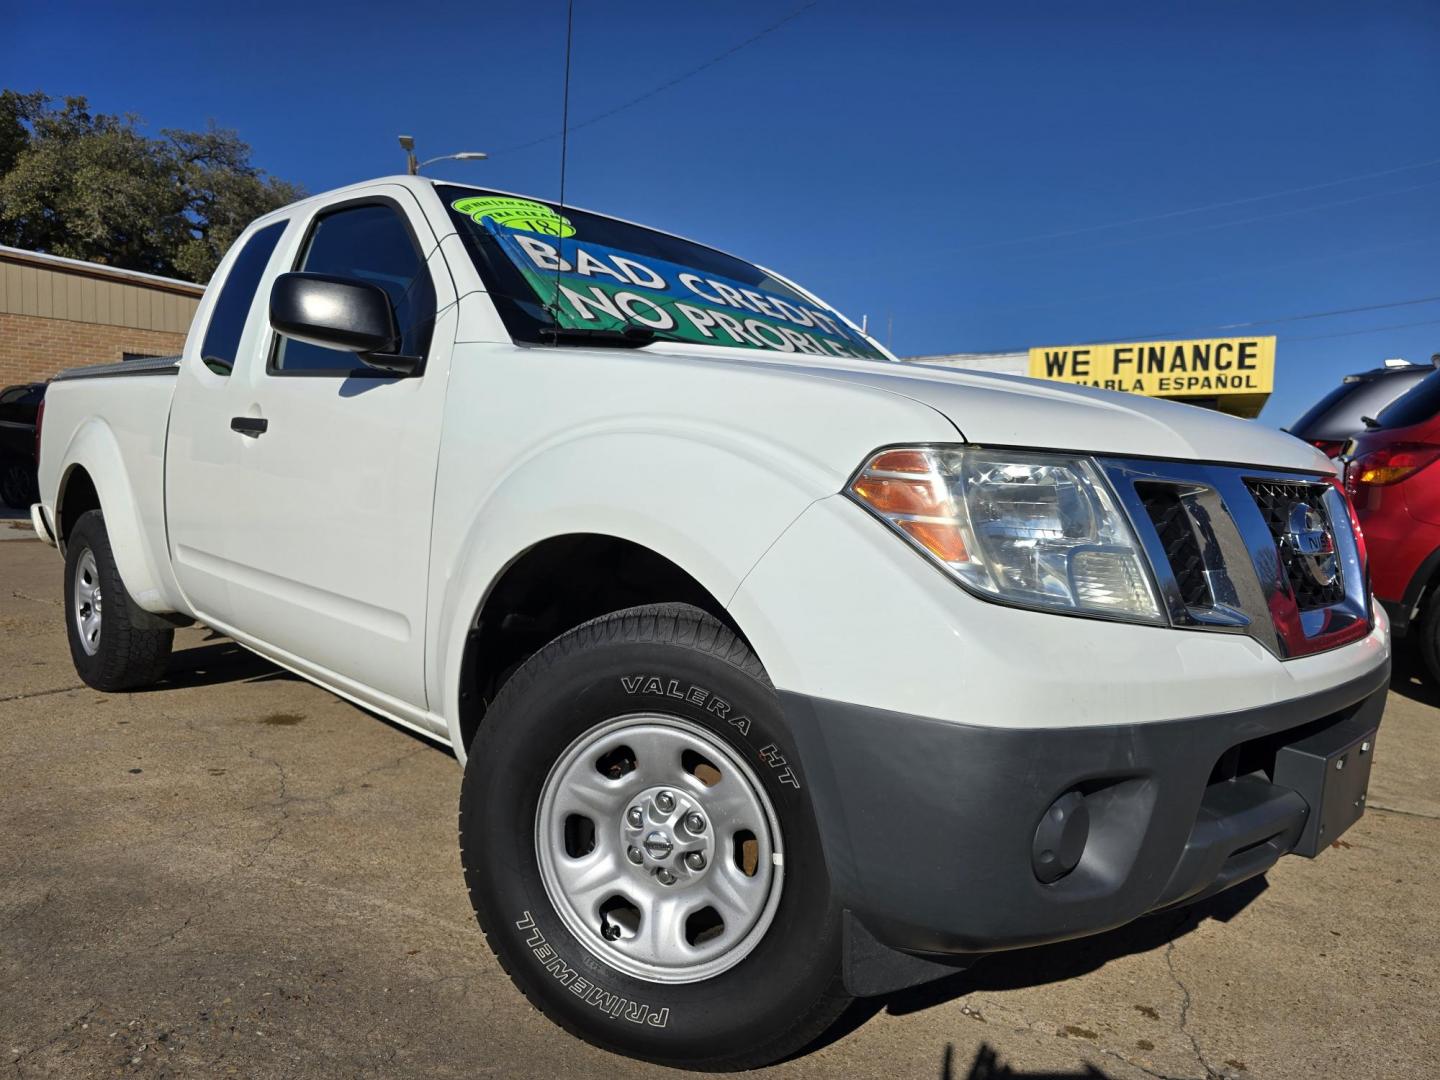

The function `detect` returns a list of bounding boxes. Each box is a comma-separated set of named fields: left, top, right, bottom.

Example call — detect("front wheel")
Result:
left=459, top=604, right=848, bottom=1070
left=63, top=510, right=173, bottom=691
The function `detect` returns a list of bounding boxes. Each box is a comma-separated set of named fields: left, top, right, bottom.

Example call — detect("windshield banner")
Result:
left=459, top=202, right=883, bottom=359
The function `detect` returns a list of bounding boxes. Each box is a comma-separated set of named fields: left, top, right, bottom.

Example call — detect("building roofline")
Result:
left=0, top=245, right=205, bottom=297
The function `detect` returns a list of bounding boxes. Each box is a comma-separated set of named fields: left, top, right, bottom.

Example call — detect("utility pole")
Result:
left=398, top=135, right=418, bottom=176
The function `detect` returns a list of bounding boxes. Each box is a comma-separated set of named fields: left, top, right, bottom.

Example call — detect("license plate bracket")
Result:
left=1273, top=713, right=1377, bottom=857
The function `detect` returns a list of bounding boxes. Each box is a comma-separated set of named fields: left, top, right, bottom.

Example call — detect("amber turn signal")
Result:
left=898, top=520, right=968, bottom=563
left=848, top=448, right=969, bottom=564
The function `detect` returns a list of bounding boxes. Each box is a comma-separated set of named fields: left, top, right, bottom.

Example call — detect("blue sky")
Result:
left=7, top=0, right=1438, bottom=426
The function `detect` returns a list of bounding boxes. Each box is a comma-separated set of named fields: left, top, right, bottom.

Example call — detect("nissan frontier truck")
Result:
left=32, top=175, right=1388, bottom=1070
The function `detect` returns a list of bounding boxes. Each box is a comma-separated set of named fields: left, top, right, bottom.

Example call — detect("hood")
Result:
left=645, top=347, right=1332, bottom=473
left=847, top=363, right=1332, bottom=472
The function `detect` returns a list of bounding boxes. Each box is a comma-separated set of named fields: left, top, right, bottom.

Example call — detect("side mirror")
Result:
left=269, top=273, right=421, bottom=375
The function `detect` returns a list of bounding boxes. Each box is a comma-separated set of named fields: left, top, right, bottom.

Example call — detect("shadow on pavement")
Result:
left=804, top=876, right=1266, bottom=1059
left=140, top=636, right=299, bottom=692
left=889, top=876, right=1265, bottom=1014
left=142, top=632, right=457, bottom=758
left=943, top=1042, right=1111, bottom=1079
left=1386, top=641, right=1440, bottom=708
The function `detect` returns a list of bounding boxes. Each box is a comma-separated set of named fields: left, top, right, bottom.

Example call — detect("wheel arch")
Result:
left=51, top=418, right=178, bottom=613
left=55, top=463, right=100, bottom=544
left=1397, top=542, right=1440, bottom=634
left=453, top=532, right=756, bottom=756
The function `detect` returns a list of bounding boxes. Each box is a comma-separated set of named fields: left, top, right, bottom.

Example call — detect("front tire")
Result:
left=64, top=510, right=173, bottom=691
left=459, top=604, right=849, bottom=1070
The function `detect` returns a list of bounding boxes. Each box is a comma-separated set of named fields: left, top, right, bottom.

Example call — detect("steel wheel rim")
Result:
left=72, top=548, right=102, bottom=657
left=535, top=713, right=784, bottom=984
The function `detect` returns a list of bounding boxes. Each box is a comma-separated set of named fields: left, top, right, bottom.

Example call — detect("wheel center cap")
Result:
left=642, top=831, right=673, bottom=860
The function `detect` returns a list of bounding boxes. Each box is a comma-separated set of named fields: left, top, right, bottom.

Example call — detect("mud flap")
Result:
left=842, top=911, right=974, bottom=997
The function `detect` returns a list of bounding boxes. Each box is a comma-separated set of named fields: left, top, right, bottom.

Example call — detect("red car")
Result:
left=1344, top=368, right=1440, bottom=679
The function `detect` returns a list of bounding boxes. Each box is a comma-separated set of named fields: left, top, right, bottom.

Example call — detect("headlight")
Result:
left=847, top=446, right=1163, bottom=624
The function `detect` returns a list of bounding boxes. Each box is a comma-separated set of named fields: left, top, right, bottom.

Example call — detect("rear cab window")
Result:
left=200, top=221, right=288, bottom=376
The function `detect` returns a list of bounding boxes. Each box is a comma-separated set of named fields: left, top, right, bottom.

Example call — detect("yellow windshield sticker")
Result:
left=452, top=196, right=575, bottom=238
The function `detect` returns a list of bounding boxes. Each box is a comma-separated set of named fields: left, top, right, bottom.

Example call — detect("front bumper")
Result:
left=782, top=659, right=1388, bottom=982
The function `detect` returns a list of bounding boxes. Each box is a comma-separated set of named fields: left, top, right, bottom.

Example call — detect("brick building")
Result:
left=0, top=245, right=202, bottom=388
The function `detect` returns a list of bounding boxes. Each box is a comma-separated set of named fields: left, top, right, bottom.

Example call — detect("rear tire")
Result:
left=459, top=603, right=849, bottom=1070
left=64, top=510, right=173, bottom=691
left=0, top=461, right=33, bottom=509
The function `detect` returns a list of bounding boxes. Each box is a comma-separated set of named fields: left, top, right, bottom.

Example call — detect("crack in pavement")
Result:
left=8, top=590, right=59, bottom=608
left=1368, top=802, right=1440, bottom=822
left=9, top=1002, right=99, bottom=1080
left=969, top=996, right=1205, bottom=1080
left=147, top=752, right=292, bottom=950
left=1163, top=920, right=1226, bottom=1080
left=0, top=684, right=85, bottom=704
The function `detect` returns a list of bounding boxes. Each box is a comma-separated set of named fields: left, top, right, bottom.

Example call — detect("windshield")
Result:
left=438, top=184, right=886, bottom=361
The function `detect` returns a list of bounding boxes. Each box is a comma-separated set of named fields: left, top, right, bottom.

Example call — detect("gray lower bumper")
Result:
left=780, top=660, right=1388, bottom=991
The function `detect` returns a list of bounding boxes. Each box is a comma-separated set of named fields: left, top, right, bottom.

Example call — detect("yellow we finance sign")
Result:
left=1028, top=336, right=1276, bottom=399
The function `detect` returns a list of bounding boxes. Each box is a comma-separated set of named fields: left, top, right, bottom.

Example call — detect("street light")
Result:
left=397, top=135, right=488, bottom=175
left=419, top=151, right=488, bottom=170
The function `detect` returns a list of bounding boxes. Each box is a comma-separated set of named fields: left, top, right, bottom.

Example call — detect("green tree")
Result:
left=0, top=91, right=303, bottom=282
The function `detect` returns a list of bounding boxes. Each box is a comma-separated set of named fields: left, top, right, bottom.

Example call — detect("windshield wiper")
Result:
left=1361, top=415, right=1381, bottom=429
left=538, top=325, right=657, bottom=348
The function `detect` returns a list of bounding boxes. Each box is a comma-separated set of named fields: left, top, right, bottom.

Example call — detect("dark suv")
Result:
left=0, top=382, right=45, bottom=509
left=1289, top=358, right=1437, bottom=457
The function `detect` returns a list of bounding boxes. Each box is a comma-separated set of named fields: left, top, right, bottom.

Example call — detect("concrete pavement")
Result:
left=1, top=535, right=1436, bottom=1079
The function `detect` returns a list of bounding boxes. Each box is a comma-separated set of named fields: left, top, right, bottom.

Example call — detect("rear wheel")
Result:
left=0, top=461, right=34, bottom=509
left=459, top=603, right=848, bottom=1070
left=64, top=510, right=173, bottom=691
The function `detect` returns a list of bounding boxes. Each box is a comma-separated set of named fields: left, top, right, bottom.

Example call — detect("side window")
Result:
left=199, top=221, right=287, bottom=376
left=271, top=203, right=436, bottom=376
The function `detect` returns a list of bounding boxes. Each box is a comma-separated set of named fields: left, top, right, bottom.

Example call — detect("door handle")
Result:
left=230, top=416, right=269, bottom=438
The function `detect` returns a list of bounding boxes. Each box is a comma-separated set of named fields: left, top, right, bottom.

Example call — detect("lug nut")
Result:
left=685, top=852, right=706, bottom=871
left=627, top=846, right=643, bottom=865
left=626, top=806, right=644, bottom=828
left=654, top=791, right=675, bottom=813
left=656, top=868, right=677, bottom=885
left=684, top=812, right=705, bottom=833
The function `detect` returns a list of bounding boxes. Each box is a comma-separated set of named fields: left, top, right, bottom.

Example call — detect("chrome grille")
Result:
left=1244, top=480, right=1345, bottom=611
left=1102, top=459, right=1370, bottom=659
left=1136, top=483, right=1210, bottom=609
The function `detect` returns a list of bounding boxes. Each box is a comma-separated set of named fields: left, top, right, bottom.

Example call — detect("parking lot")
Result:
left=1, top=528, right=1436, bottom=1080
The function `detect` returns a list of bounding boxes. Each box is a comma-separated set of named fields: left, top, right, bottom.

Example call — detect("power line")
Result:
left=965, top=155, right=1440, bottom=251
left=1215, top=294, right=1440, bottom=331
left=1000, top=178, right=1440, bottom=263
left=1070, top=294, right=1440, bottom=346
left=491, top=2, right=818, bottom=156
left=1285, top=317, right=1440, bottom=343
left=992, top=295, right=1440, bottom=354
left=985, top=235, right=1434, bottom=316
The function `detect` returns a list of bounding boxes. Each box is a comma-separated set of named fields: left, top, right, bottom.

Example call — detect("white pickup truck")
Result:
left=33, top=175, right=1389, bottom=1069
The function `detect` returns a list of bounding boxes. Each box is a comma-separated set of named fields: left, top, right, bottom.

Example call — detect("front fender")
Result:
left=429, top=427, right=836, bottom=754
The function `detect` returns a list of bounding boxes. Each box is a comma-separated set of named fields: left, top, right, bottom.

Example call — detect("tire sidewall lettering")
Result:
left=619, top=673, right=801, bottom=790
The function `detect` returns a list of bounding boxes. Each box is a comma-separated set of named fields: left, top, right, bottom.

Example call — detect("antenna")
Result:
left=550, top=0, right=576, bottom=328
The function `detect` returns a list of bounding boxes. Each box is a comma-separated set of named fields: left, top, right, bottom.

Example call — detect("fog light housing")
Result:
left=1032, top=791, right=1090, bottom=883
